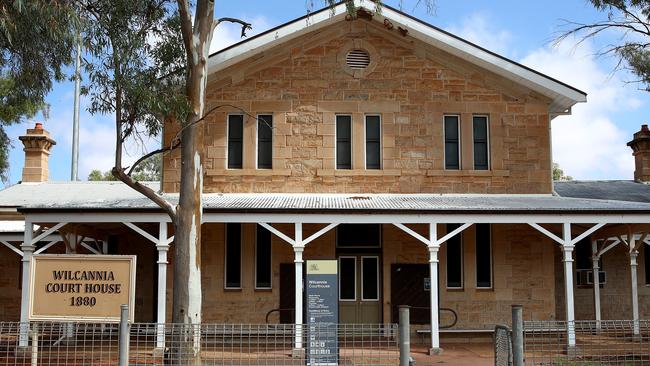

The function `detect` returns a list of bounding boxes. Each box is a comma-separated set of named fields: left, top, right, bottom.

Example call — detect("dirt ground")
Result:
left=411, top=343, right=494, bottom=366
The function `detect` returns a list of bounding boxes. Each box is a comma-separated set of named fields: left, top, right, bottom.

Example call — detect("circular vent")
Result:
left=346, top=49, right=370, bottom=70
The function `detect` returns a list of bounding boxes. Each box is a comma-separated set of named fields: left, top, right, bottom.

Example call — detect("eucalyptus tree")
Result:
left=558, top=0, right=650, bottom=90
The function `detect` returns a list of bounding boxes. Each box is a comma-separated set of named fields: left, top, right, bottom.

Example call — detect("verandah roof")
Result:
left=2, top=181, right=650, bottom=214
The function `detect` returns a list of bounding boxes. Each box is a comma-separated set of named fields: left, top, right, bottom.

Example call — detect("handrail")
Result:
left=405, top=306, right=459, bottom=329
left=265, top=308, right=295, bottom=324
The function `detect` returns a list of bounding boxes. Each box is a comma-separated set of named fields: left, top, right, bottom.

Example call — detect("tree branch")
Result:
left=112, top=166, right=177, bottom=221
left=127, top=139, right=181, bottom=176
left=212, top=17, right=252, bottom=35
left=176, top=0, right=193, bottom=62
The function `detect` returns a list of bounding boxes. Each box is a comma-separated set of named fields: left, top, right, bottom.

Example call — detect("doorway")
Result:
left=338, top=255, right=381, bottom=323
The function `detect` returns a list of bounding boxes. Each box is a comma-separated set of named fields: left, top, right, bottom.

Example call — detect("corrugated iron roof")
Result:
left=555, top=180, right=650, bottom=203
left=2, top=181, right=650, bottom=213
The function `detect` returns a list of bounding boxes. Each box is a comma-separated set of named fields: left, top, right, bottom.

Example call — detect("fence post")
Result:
left=118, top=304, right=130, bottom=366
left=512, top=305, right=524, bottom=366
left=399, top=305, right=411, bottom=366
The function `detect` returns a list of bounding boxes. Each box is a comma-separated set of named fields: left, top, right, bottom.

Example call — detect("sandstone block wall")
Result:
left=163, top=19, right=553, bottom=194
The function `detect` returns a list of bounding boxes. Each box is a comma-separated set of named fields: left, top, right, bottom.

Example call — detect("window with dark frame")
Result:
left=225, top=223, right=242, bottom=288
left=446, top=224, right=463, bottom=288
left=365, top=115, right=381, bottom=169
left=257, top=115, right=273, bottom=169
left=475, top=224, right=492, bottom=288
left=645, top=245, right=650, bottom=285
left=362, top=256, right=379, bottom=300
left=336, top=115, right=352, bottom=170
left=575, top=239, right=593, bottom=271
left=473, top=116, right=489, bottom=170
left=227, top=115, right=243, bottom=169
left=255, top=224, right=272, bottom=289
left=339, top=257, right=356, bottom=300
left=444, top=115, right=460, bottom=170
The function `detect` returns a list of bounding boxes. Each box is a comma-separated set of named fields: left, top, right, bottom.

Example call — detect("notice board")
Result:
left=305, top=260, right=338, bottom=366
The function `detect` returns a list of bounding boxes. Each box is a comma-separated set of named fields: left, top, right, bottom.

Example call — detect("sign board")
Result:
left=305, top=260, right=338, bottom=366
left=29, top=255, right=136, bottom=322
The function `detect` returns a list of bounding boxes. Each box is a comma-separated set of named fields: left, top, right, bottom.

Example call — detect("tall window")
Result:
left=257, top=114, right=273, bottom=169
left=473, top=116, right=489, bottom=170
left=365, top=115, right=381, bottom=169
left=336, top=115, right=352, bottom=169
left=228, top=115, right=243, bottom=169
left=475, top=224, right=492, bottom=288
left=255, top=224, right=272, bottom=289
left=444, top=115, right=460, bottom=170
left=446, top=224, right=463, bottom=288
left=645, top=245, right=650, bottom=285
left=225, top=223, right=242, bottom=289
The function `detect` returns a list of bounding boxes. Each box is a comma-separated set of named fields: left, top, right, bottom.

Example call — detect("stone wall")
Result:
left=162, top=18, right=552, bottom=194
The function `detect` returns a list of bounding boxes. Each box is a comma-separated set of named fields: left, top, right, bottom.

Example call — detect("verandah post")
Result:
left=293, top=222, right=304, bottom=354
left=156, top=222, right=170, bottom=349
left=19, top=220, right=34, bottom=348
left=591, top=239, right=601, bottom=330
left=562, top=223, right=577, bottom=348
left=428, top=222, right=442, bottom=355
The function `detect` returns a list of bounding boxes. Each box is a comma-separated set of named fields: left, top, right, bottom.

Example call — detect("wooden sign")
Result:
left=29, top=255, right=136, bottom=322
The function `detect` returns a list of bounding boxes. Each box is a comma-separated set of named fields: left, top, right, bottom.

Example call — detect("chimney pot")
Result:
left=18, top=124, right=56, bottom=183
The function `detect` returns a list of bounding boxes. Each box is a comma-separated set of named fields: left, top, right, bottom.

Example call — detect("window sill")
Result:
left=206, top=169, right=291, bottom=176
left=427, top=169, right=509, bottom=177
left=317, top=169, right=401, bottom=177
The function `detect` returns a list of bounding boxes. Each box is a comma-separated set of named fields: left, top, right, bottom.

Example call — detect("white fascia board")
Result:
left=208, top=2, right=348, bottom=75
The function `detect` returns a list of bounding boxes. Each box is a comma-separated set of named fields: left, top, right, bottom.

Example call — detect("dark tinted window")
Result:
left=339, top=257, right=356, bottom=300
left=645, top=245, right=650, bottom=285
left=257, top=115, right=273, bottom=169
left=225, top=223, right=241, bottom=288
left=256, top=225, right=272, bottom=288
left=228, top=115, right=243, bottom=169
left=362, top=257, right=379, bottom=300
left=365, top=115, right=381, bottom=169
left=336, top=115, right=352, bottom=169
left=337, top=224, right=381, bottom=247
left=575, top=238, right=592, bottom=270
left=475, top=224, right=492, bottom=288
left=446, top=224, right=463, bottom=288
left=473, top=116, right=489, bottom=170
left=444, top=116, right=460, bottom=170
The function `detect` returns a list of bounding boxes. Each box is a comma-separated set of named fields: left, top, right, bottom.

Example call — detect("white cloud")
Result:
left=446, top=13, right=513, bottom=56
left=521, top=41, right=639, bottom=180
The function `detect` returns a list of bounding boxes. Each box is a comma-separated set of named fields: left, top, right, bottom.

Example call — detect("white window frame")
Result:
left=335, top=114, right=353, bottom=170
left=475, top=224, right=493, bottom=289
left=256, top=113, right=273, bottom=170
left=443, top=114, right=461, bottom=171
left=227, top=113, right=244, bottom=170
left=224, top=223, right=243, bottom=290
left=338, top=256, right=357, bottom=301
left=445, top=225, right=464, bottom=290
left=364, top=114, right=382, bottom=170
left=254, top=224, right=272, bottom=290
left=361, top=256, right=380, bottom=301
left=471, top=114, right=490, bottom=171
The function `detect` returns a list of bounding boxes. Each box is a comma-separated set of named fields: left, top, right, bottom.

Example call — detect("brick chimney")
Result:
left=628, top=124, right=650, bottom=182
left=18, top=123, right=56, bottom=182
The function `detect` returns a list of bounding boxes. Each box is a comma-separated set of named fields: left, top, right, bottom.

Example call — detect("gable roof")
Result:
left=208, top=0, right=586, bottom=114
left=555, top=180, right=650, bottom=203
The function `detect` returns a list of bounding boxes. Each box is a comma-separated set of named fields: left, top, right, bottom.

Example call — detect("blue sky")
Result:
left=4, top=0, right=649, bottom=185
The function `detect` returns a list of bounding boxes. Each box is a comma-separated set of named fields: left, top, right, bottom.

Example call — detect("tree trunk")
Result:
left=171, top=1, right=214, bottom=363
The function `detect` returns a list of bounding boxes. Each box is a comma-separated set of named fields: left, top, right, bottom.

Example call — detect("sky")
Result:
left=4, top=0, right=649, bottom=185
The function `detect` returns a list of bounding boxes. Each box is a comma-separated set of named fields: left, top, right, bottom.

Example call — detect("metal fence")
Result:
left=524, top=320, right=650, bottom=365
left=0, top=322, right=399, bottom=365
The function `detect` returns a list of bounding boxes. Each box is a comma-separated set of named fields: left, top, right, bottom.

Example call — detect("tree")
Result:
left=553, top=162, right=573, bottom=181
left=557, top=0, right=650, bottom=90
left=88, top=155, right=161, bottom=181
left=0, top=1, right=78, bottom=181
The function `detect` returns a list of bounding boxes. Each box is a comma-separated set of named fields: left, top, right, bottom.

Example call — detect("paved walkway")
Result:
left=411, top=343, right=494, bottom=366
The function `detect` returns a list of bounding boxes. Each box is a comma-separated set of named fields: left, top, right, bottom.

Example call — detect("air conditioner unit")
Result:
left=587, top=270, right=607, bottom=285
left=576, top=269, right=606, bottom=287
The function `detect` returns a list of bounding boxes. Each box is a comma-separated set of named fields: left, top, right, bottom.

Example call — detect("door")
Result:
left=338, top=255, right=381, bottom=323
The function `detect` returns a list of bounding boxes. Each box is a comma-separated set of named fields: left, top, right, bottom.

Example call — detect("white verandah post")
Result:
left=19, top=220, right=34, bottom=348
left=293, top=223, right=304, bottom=352
left=591, top=239, right=601, bottom=330
left=628, top=231, right=640, bottom=336
left=561, top=223, right=576, bottom=348
left=428, top=223, right=441, bottom=356
left=156, top=222, right=170, bottom=349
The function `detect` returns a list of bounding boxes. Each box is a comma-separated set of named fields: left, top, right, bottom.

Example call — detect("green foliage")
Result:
left=0, top=0, right=78, bottom=180
left=553, top=163, right=573, bottom=181
left=88, top=155, right=161, bottom=181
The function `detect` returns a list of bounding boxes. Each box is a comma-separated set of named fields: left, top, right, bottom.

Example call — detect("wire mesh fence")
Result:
left=0, top=322, right=399, bottom=365
left=524, top=320, right=650, bottom=365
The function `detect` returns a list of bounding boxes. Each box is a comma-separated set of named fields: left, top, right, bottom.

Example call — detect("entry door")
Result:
left=338, top=256, right=381, bottom=323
